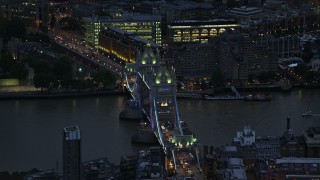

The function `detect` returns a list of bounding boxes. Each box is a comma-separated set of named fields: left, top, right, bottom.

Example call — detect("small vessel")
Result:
left=243, top=94, right=271, bottom=101
left=204, top=95, right=243, bottom=100
left=302, top=110, right=313, bottom=117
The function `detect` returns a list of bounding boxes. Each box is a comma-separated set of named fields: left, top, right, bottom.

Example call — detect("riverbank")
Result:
left=0, top=89, right=127, bottom=100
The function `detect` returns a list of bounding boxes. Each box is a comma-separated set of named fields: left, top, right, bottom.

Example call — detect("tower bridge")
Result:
left=124, top=44, right=203, bottom=179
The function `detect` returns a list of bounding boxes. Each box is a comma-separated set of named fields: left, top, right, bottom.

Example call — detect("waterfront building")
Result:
left=220, top=158, right=247, bottom=180
left=234, top=125, right=256, bottom=147
left=24, top=169, right=62, bottom=180
left=0, top=0, right=49, bottom=30
left=303, top=126, right=320, bottom=158
left=310, top=59, right=320, bottom=72
left=167, top=19, right=239, bottom=44
left=280, top=118, right=305, bottom=157
left=98, top=26, right=159, bottom=64
left=218, top=33, right=278, bottom=83
left=233, top=125, right=257, bottom=170
left=136, top=147, right=164, bottom=179
left=164, top=0, right=215, bottom=22
left=84, top=13, right=161, bottom=48
left=255, top=136, right=280, bottom=160
left=256, top=35, right=301, bottom=58
left=258, top=157, right=320, bottom=179
left=227, top=6, right=263, bottom=19
left=215, top=146, right=242, bottom=169
left=203, top=145, right=218, bottom=180
left=120, top=154, right=138, bottom=180
left=169, top=42, right=219, bottom=82
left=278, top=57, right=303, bottom=70
left=81, top=157, right=118, bottom=179
left=63, top=125, right=81, bottom=180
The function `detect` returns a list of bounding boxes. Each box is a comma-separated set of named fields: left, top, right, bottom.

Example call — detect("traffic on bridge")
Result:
left=48, top=28, right=124, bottom=79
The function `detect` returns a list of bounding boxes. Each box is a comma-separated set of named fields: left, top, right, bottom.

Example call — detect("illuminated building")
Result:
left=63, top=125, right=81, bottom=180
left=167, top=19, right=239, bottom=44
left=0, top=0, right=49, bottom=29
left=98, top=26, right=159, bottom=64
left=84, top=13, right=161, bottom=48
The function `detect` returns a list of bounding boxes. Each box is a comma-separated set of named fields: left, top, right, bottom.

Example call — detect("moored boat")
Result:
left=243, top=94, right=271, bottom=101
left=302, top=110, right=313, bottom=117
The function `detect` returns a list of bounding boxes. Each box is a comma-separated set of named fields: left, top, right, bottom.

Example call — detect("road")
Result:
left=48, top=28, right=124, bottom=78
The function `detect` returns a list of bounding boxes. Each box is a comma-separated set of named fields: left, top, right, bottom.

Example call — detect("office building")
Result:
left=98, top=26, right=159, bottom=64
left=63, top=125, right=81, bottom=180
left=167, top=19, right=239, bottom=44
left=84, top=13, right=161, bottom=48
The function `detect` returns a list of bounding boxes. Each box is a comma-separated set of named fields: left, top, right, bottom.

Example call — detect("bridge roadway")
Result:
left=125, top=45, right=204, bottom=179
left=48, top=30, right=123, bottom=79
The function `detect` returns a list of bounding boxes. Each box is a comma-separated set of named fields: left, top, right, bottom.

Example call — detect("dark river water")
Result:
left=0, top=89, right=319, bottom=172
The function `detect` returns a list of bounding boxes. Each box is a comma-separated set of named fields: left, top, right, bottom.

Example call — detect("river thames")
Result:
left=0, top=89, right=320, bottom=172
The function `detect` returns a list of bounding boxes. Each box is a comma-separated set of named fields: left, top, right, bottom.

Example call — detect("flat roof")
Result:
left=169, top=19, right=238, bottom=26
left=98, top=14, right=161, bottom=22
left=64, top=125, right=80, bottom=133
left=276, top=158, right=320, bottom=164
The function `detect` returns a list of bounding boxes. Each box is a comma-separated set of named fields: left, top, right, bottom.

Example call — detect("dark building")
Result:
left=303, top=126, right=320, bottom=158
left=120, top=154, right=138, bottom=180
left=280, top=118, right=305, bottom=157
left=63, top=125, right=81, bottom=180
left=24, top=169, right=62, bottom=180
left=203, top=145, right=217, bottom=179
left=81, top=157, right=118, bottom=180
left=169, top=42, right=219, bottom=83
left=0, top=0, right=49, bottom=30
left=256, top=157, right=320, bottom=179
left=218, top=33, right=278, bottom=84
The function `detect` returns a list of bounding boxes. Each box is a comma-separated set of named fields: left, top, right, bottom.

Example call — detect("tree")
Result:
left=0, top=53, right=14, bottom=78
left=71, top=79, right=87, bottom=91
left=303, top=42, right=314, bottom=63
left=25, top=57, right=52, bottom=74
left=59, top=17, right=85, bottom=33
left=49, top=13, right=56, bottom=29
left=34, top=73, right=56, bottom=91
left=10, top=62, right=27, bottom=80
left=53, top=56, right=73, bottom=89
left=7, top=17, right=26, bottom=39
left=93, top=70, right=116, bottom=89
left=211, top=70, right=225, bottom=87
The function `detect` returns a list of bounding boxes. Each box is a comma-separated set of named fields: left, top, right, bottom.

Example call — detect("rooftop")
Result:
left=64, top=125, right=80, bottom=133
left=276, top=157, right=320, bottom=164
left=305, top=126, right=320, bottom=139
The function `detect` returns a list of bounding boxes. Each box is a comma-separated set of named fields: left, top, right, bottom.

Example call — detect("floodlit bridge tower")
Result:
left=124, top=44, right=202, bottom=177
